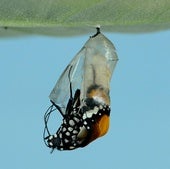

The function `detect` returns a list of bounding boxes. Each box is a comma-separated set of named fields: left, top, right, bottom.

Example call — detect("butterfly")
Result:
left=43, top=27, right=118, bottom=151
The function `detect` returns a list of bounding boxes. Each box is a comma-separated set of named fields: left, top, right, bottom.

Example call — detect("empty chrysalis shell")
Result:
left=43, top=28, right=118, bottom=151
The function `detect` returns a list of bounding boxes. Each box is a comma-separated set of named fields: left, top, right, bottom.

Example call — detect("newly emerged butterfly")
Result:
left=43, top=27, right=118, bottom=151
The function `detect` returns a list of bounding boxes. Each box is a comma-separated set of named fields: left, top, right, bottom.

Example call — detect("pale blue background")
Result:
left=0, top=30, right=170, bottom=169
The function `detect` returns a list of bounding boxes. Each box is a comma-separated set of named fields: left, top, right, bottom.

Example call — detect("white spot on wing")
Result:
left=69, top=120, right=75, bottom=126
left=83, top=114, right=87, bottom=119
left=74, top=117, right=80, bottom=122
left=59, top=133, right=62, bottom=138
left=99, top=105, right=103, bottom=110
left=87, top=126, right=90, bottom=130
left=68, top=127, right=73, bottom=131
left=69, top=146, right=75, bottom=150
left=64, top=139, right=69, bottom=143
left=84, top=121, right=87, bottom=125
left=49, top=135, right=53, bottom=140
left=84, top=106, right=99, bottom=118
left=87, top=112, right=93, bottom=118
left=73, top=130, right=78, bottom=134
left=62, top=127, right=66, bottom=132
left=72, top=135, right=76, bottom=140
left=66, top=132, right=70, bottom=136
left=49, top=142, right=53, bottom=146
left=60, top=142, right=63, bottom=146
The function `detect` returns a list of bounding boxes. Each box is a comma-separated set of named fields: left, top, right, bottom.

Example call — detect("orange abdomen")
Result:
left=83, top=114, right=110, bottom=146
